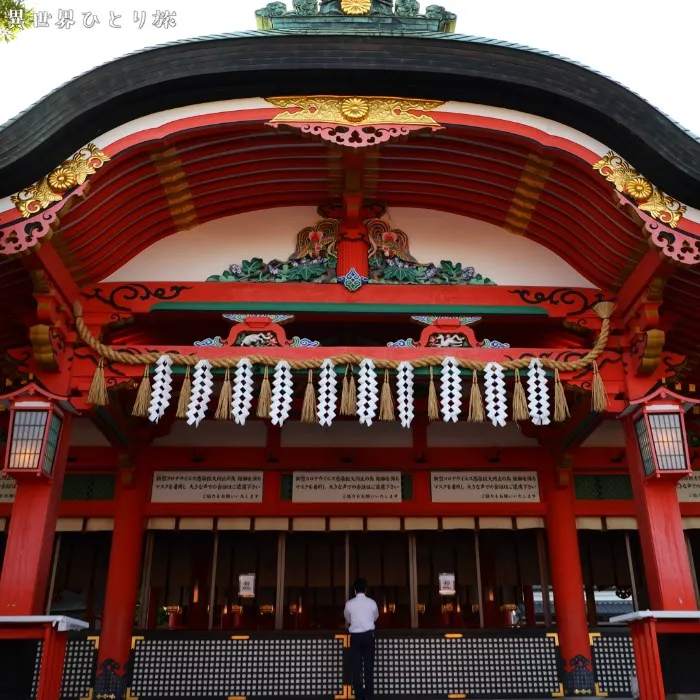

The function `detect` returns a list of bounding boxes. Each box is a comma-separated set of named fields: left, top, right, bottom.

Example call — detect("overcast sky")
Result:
left=0, top=0, right=698, bottom=138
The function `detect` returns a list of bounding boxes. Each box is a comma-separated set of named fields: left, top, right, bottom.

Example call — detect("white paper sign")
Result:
left=151, top=471, right=263, bottom=503
left=0, top=476, right=16, bottom=503
left=239, top=574, right=256, bottom=598
left=431, top=471, right=540, bottom=503
left=439, top=573, right=455, bottom=596
left=292, top=471, right=402, bottom=503
left=677, top=473, right=700, bottom=502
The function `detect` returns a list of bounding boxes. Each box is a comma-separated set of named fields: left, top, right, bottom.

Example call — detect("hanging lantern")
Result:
left=1, top=383, right=74, bottom=480
left=621, top=386, right=700, bottom=479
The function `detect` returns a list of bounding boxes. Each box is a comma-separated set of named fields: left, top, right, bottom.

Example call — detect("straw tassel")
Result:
left=553, top=368, right=570, bottom=422
left=87, top=358, right=109, bottom=406
left=593, top=301, right=616, bottom=321
left=591, top=361, right=609, bottom=413
left=428, top=366, right=440, bottom=421
left=301, top=369, right=317, bottom=423
left=512, top=368, right=529, bottom=422
left=379, top=369, right=395, bottom=421
left=215, top=368, right=233, bottom=420
left=176, top=366, right=192, bottom=418
left=340, top=365, right=356, bottom=416
left=468, top=370, right=484, bottom=422
left=132, top=365, right=152, bottom=418
left=256, top=366, right=271, bottom=419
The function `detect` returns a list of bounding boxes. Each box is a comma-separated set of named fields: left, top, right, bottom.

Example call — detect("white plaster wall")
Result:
left=104, top=207, right=316, bottom=283
left=387, top=209, right=594, bottom=287
left=104, top=207, right=594, bottom=287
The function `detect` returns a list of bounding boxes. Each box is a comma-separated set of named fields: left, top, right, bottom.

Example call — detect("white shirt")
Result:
left=344, top=593, right=379, bottom=633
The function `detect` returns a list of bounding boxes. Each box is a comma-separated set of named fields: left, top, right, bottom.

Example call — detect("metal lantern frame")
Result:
left=0, top=383, right=76, bottom=480
left=621, top=386, right=700, bottom=479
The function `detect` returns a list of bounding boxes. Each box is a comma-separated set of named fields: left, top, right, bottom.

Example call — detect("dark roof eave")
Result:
left=1, top=30, right=700, bottom=207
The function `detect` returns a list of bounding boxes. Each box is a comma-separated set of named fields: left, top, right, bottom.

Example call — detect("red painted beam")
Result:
left=79, top=282, right=606, bottom=318
left=615, top=248, right=674, bottom=321
left=21, top=241, right=80, bottom=306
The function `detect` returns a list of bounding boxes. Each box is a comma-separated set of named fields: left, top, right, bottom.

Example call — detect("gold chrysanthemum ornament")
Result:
left=341, top=97, right=371, bottom=122
left=624, top=176, right=653, bottom=201
left=47, top=167, right=78, bottom=192
left=341, top=0, right=371, bottom=15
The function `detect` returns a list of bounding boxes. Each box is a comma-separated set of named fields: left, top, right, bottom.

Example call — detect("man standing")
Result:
left=344, top=578, right=379, bottom=700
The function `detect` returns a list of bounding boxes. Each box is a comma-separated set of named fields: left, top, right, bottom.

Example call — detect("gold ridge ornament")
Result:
left=592, top=151, right=685, bottom=228
left=341, top=0, right=371, bottom=14
left=11, top=143, right=110, bottom=218
left=266, top=95, right=445, bottom=148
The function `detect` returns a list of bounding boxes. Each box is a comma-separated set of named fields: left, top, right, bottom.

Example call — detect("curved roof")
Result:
left=1, top=30, right=700, bottom=206
left=1, top=28, right=700, bottom=382
left=45, top=122, right=640, bottom=289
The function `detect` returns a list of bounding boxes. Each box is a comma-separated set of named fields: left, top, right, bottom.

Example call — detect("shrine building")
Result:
left=2, top=1, right=700, bottom=699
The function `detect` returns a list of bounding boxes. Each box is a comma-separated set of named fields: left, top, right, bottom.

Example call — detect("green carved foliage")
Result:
left=207, top=256, right=495, bottom=285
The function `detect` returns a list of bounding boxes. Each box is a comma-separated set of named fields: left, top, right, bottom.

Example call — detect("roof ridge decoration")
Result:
left=266, top=96, right=445, bottom=147
left=593, top=152, right=700, bottom=265
left=255, top=1, right=457, bottom=32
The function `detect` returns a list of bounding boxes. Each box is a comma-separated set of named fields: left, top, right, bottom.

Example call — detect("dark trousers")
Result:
left=350, top=631, right=375, bottom=700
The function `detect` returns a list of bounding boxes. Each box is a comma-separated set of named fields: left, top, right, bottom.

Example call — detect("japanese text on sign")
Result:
left=439, top=573, right=455, bottom=596
left=0, top=476, right=16, bottom=503
left=151, top=471, right=263, bottom=503
left=1, top=9, right=178, bottom=30
left=430, top=471, right=540, bottom=503
left=677, top=473, right=700, bottom=502
left=239, top=574, right=256, bottom=598
left=292, top=472, right=402, bottom=503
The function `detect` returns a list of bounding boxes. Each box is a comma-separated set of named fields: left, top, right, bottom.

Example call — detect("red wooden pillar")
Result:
left=624, top=417, right=697, bottom=610
left=94, top=464, right=147, bottom=698
left=629, top=619, right=665, bottom=700
left=37, top=624, right=68, bottom=700
left=0, top=413, right=72, bottom=615
left=544, top=467, right=595, bottom=695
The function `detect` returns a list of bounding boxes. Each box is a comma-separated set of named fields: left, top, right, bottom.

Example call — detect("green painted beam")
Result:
left=151, top=302, right=547, bottom=316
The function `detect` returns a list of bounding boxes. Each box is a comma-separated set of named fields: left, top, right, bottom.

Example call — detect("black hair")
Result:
left=353, top=578, right=368, bottom=594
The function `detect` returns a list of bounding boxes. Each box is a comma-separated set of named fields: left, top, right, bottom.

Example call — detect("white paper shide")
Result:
left=431, top=471, right=540, bottom=503
left=151, top=471, right=263, bottom=503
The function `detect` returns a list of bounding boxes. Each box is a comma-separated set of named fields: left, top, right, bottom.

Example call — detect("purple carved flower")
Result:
left=291, top=261, right=299, bottom=267
left=424, top=265, right=438, bottom=279
left=228, top=264, right=242, bottom=275
left=268, top=265, right=281, bottom=276
left=461, top=266, right=475, bottom=280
